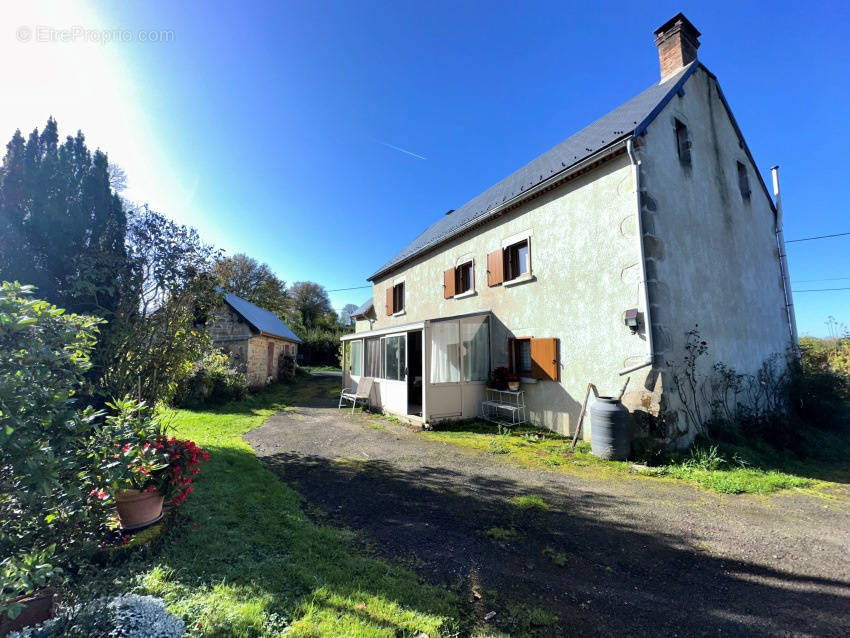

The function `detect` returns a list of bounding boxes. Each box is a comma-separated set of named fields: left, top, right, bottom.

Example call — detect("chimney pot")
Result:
left=654, top=13, right=701, bottom=81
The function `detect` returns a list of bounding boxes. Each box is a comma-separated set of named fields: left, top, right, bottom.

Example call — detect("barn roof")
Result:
left=370, top=62, right=699, bottom=280
left=224, top=293, right=302, bottom=343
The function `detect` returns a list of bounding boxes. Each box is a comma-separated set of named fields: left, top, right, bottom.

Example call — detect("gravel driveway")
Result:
left=246, top=381, right=850, bottom=637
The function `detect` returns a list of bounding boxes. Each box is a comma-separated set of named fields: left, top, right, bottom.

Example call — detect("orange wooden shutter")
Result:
left=487, top=249, right=504, bottom=287
left=443, top=268, right=456, bottom=299
left=386, top=287, right=393, bottom=315
left=530, top=338, right=559, bottom=381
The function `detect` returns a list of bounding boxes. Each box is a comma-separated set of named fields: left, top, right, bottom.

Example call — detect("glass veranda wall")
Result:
left=341, top=313, right=491, bottom=422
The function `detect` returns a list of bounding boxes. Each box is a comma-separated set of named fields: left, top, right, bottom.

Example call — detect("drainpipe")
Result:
left=771, top=166, right=799, bottom=354
left=619, top=138, right=655, bottom=376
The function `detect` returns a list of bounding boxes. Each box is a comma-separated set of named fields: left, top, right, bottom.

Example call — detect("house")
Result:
left=207, top=292, right=301, bottom=387
left=341, top=14, right=797, bottom=440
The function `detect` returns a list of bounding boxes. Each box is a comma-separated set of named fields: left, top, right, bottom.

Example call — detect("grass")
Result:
left=299, top=365, right=342, bottom=373
left=421, top=419, right=845, bottom=495
left=483, top=526, right=518, bottom=542
left=508, top=495, right=548, bottom=510
left=77, top=374, right=462, bottom=637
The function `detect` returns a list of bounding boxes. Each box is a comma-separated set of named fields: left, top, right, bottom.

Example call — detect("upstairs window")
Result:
left=737, top=161, right=751, bottom=201
left=386, top=281, right=405, bottom=315
left=675, top=119, right=691, bottom=167
left=487, top=237, right=531, bottom=286
left=443, top=260, right=474, bottom=298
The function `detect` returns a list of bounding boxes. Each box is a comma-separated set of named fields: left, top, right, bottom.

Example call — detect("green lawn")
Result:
left=421, top=420, right=843, bottom=495
left=78, top=375, right=462, bottom=637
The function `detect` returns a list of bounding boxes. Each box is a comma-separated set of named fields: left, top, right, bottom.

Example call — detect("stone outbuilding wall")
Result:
left=207, top=305, right=299, bottom=388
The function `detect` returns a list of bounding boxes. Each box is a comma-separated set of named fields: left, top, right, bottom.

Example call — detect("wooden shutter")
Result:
left=487, top=249, right=504, bottom=287
left=530, top=338, right=559, bottom=381
left=386, top=287, right=394, bottom=315
left=443, top=267, right=456, bottom=299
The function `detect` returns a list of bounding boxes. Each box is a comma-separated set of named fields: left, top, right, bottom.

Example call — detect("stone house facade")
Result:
left=207, top=293, right=301, bottom=387
left=341, top=14, right=796, bottom=442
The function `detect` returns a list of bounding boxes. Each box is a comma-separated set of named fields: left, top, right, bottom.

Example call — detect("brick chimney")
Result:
left=654, top=13, right=701, bottom=81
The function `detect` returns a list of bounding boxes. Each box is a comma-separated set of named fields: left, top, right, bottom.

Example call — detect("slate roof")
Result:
left=224, top=293, right=302, bottom=343
left=352, top=298, right=373, bottom=317
left=370, top=62, right=699, bottom=280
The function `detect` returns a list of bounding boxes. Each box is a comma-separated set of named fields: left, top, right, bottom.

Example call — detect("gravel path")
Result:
left=247, top=382, right=850, bottom=637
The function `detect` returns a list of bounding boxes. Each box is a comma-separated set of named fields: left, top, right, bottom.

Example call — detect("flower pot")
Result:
left=507, top=381, right=520, bottom=392
left=0, top=588, right=55, bottom=637
left=116, top=489, right=164, bottom=530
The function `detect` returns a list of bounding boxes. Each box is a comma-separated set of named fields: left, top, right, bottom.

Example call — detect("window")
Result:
left=487, top=238, right=531, bottom=286
left=364, top=337, right=381, bottom=377
left=675, top=119, right=691, bottom=166
left=509, top=337, right=560, bottom=381
left=430, top=320, right=460, bottom=383
left=456, top=261, right=473, bottom=294
left=461, top=316, right=489, bottom=381
left=444, top=261, right=474, bottom=298
left=386, top=282, right=405, bottom=315
left=505, top=239, right=530, bottom=281
left=737, top=161, right=751, bottom=200
left=511, top=338, right=533, bottom=376
left=430, top=317, right=489, bottom=383
left=382, top=335, right=406, bottom=381
left=350, top=339, right=363, bottom=376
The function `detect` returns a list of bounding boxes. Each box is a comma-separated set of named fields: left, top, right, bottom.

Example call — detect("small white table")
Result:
left=480, top=388, right=527, bottom=428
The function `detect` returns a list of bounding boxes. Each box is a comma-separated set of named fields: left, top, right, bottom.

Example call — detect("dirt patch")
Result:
left=247, top=384, right=850, bottom=637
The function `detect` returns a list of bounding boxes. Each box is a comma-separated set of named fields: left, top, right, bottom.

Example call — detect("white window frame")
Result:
left=501, top=230, right=533, bottom=285
left=453, top=253, right=475, bottom=298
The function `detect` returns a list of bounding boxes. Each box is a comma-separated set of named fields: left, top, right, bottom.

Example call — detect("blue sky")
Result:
left=3, top=1, right=849, bottom=336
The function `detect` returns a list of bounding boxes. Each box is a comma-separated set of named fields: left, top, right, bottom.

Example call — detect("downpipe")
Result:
left=771, top=166, right=799, bottom=356
left=620, top=138, right=655, bottom=376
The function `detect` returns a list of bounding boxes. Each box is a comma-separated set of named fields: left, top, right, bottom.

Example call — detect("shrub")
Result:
left=0, top=283, right=109, bottom=568
left=9, top=593, right=184, bottom=637
left=89, top=398, right=210, bottom=506
left=278, top=354, right=296, bottom=381
left=1, top=546, right=63, bottom=620
left=173, top=348, right=247, bottom=407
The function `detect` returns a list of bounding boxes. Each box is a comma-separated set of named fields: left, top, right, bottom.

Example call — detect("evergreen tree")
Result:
left=0, top=118, right=129, bottom=316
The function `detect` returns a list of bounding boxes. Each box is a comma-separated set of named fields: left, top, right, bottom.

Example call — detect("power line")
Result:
left=786, top=231, right=850, bottom=243
left=792, top=287, right=850, bottom=292
left=325, top=285, right=371, bottom=292
left=793, top=276, right=850, bottom=283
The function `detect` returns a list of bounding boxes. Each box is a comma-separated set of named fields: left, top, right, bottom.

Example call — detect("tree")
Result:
left=213, top=253, right=288, bottom=317
left=94, top=206, right=221, bottom=404
left=340, top=303, right=360, bottom=326
left=288, top=281, right=333, bottom=329
left=0, top=119, right=128, bottom=318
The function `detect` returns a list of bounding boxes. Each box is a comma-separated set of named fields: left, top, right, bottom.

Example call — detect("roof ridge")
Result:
left=369, top=63, right=697, bottom=281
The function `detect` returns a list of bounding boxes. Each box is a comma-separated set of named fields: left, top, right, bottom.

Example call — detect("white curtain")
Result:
left=462, top=317, right=489, bottom=381
left=364, top=338, right=381, bottom=377
left=430, top=320, right=460, bottom=383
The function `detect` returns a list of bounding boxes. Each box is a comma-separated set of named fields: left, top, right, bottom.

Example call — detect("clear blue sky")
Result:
left=8, top=1, right=849, bottom=336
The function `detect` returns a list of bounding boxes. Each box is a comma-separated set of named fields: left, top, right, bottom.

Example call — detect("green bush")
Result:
left=0, top=282, right=108, bottom=571
left=278, top=353, right=296, bottom=381
left=9, top=593, right=184, bottom=637
left=172, top=348, right=247, bottom=407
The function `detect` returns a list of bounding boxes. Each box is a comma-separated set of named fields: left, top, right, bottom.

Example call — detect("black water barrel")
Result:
left=590, top=396, right=630, bottom=460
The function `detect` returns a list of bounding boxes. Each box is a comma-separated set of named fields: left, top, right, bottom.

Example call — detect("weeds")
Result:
left=484, top=527, right=518, bottom=542
left=542, top=547, right=568, bottom=567
left=509, top=495, right=548, bottom=510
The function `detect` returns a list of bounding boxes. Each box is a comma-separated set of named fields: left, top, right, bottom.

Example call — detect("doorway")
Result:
left=407, top=330, right=423, bottom=416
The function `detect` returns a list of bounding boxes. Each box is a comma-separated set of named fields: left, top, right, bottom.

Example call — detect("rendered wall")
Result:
left=369, top=154, right=651, bottom=435
left=638, top=66, right=792, bottom=440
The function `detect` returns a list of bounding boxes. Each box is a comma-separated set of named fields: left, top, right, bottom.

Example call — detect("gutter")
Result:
left=370, top=138, right=631, bottom=281
left=620, top=138, right=655, bottom=376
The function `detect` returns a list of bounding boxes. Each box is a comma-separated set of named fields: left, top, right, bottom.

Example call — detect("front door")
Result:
left=407, top=330, right=423, bottom=416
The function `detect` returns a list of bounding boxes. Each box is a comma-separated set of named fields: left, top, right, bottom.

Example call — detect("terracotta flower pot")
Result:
left=508, top=381, right=520, bottom=392
left=116, top=489, right=164, bottom=530
left=0, top=588, right=55, bottom=637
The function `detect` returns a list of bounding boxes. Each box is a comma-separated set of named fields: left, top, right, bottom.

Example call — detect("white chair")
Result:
left=338, top=377, right=374, bottom=414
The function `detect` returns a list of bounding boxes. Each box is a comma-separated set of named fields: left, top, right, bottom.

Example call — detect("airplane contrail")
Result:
left=378, top=140, right=427, bottom=160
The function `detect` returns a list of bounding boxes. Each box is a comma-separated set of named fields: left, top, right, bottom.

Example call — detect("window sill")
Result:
left=519, top=377, right=538, bottom=384
left=453, top=290, right=476, bottom=300
left=392, top=310, right=406, bottom=317
left=503, top=274, right=535, bottom=287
